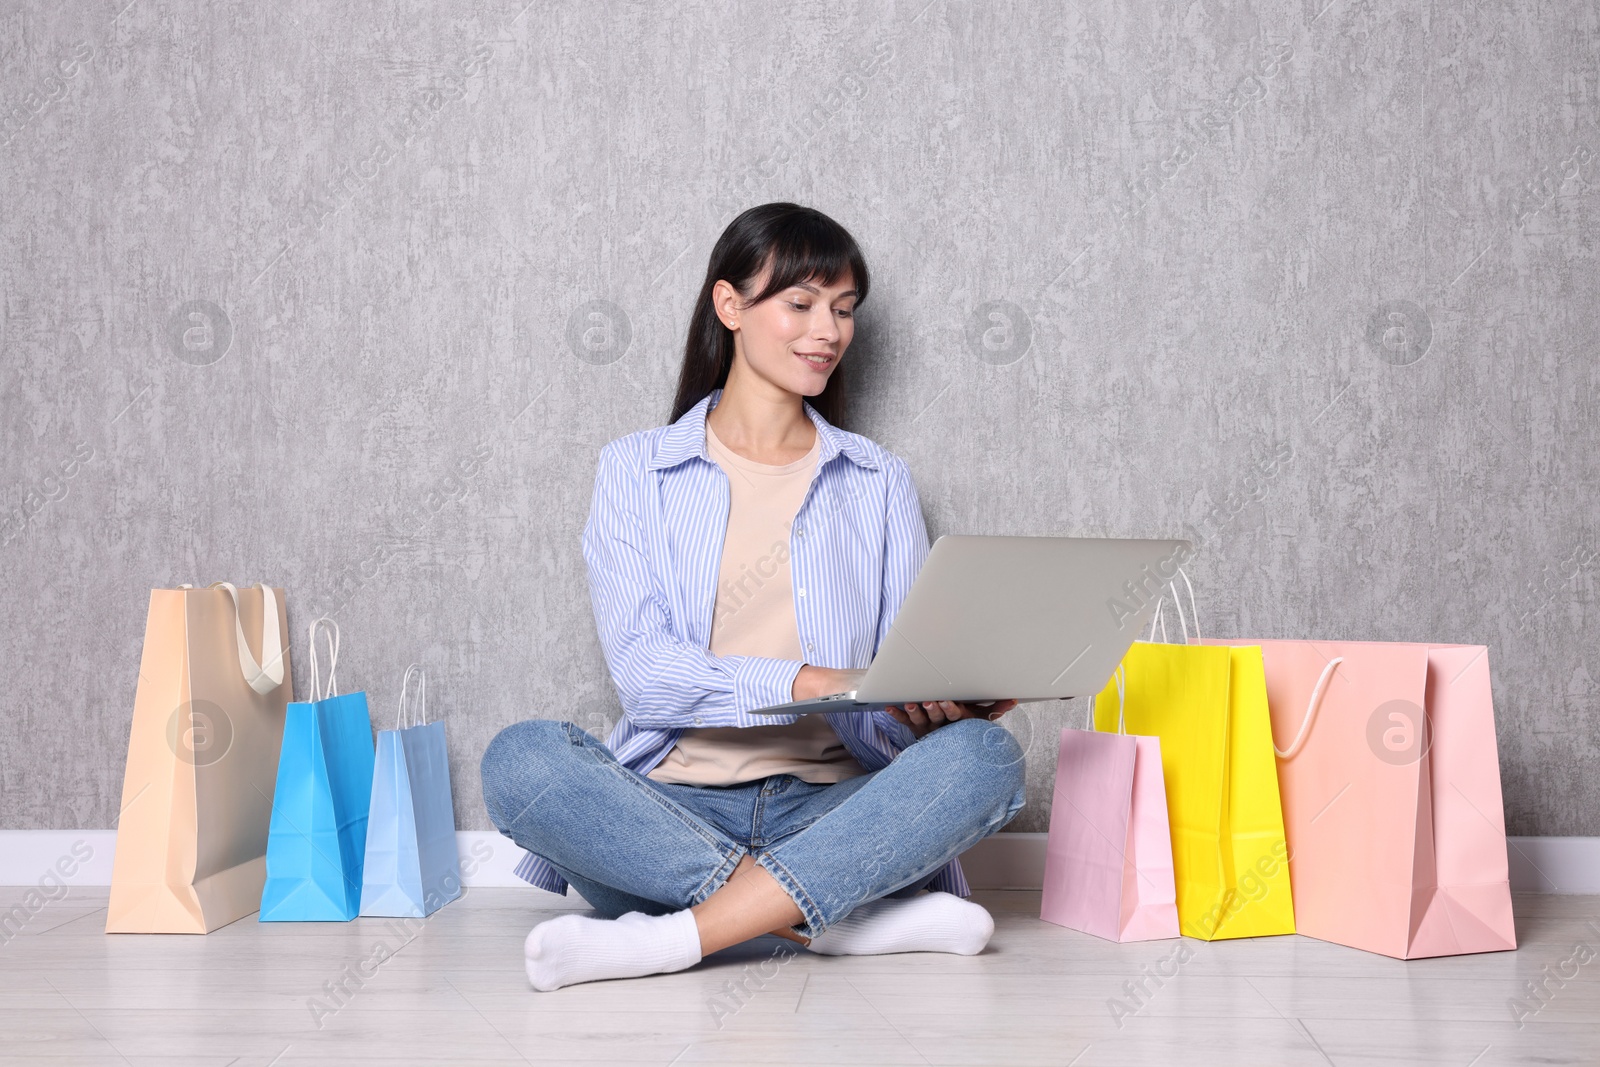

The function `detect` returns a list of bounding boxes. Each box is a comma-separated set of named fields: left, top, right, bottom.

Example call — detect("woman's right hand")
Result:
left=791, top=665, right=868, bottom=702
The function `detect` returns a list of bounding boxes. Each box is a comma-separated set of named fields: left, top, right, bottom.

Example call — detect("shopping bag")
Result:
left=360, top=664, right=463, bottom=918
left=107, top=582, right=291, bottom=934
left=1093, top=576, right=1294, bottom=940
left=259, top=618, right=376, bottom=922
left=1201, top=635, right=1516, bottom=959
left=1041, top=667, right=1180, bottom=942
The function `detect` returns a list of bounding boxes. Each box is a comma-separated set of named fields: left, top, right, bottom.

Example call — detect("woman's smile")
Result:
left=795, top=349, right=836, bottom=370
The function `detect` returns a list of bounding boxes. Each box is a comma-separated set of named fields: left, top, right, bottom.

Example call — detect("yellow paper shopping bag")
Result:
left=1092, top=582, right=1293, bottom=940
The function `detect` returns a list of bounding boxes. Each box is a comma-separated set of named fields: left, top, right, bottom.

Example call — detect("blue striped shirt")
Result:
left=512, top=386, right=972, bottom=898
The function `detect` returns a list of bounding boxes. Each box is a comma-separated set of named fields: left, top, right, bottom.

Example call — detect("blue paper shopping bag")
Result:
left=259, top=618, right=375, bottom=922
left=360, top=665, right=463, bottom=918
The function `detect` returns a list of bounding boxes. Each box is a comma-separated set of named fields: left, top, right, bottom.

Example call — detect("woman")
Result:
left=480, top=202, right=1027, bottom=992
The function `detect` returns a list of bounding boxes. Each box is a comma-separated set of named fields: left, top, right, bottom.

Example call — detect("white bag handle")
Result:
left=306, top=617, right=341, bottom=702
left=1084, top=664, right=1128, bottom=735
left=396, top=664, right=428, bottom=729
left=198, top=582, right=285, bottom=696
left=1274, top=656, right=1342, bottom=759
left=1147, top=600, right=1167, bottom=643
left=1145, top=568, right=1202, bottom=645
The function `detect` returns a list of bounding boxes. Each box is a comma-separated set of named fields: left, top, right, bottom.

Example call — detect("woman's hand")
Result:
left=792, top=665, right=869, bottom=702
left=886, top=699, right=1019, bottom=740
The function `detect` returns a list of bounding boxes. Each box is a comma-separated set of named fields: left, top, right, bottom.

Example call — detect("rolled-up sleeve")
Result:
left=582, top=442, right=805, bottom=729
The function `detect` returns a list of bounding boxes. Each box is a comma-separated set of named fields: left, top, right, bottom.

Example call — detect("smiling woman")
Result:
left=480, top=202, right=1026, bottom=993
left=669, top=201, right=869, bottom=435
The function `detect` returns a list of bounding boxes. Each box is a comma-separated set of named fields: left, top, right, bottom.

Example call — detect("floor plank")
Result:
left=0, top=888, right=1594, bottom=1065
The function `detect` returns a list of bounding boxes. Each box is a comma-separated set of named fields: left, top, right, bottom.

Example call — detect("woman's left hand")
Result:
left=886, top=699, right=1019, bottom=740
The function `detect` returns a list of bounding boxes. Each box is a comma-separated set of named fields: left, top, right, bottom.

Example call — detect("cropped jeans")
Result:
left=480, top=716, right=1028, bottom=941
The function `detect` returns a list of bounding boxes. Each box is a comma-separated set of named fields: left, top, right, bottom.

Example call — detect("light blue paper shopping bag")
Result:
left=360, top=665, right=462, bottom=917
left=259, top=618, right=375, bottom=922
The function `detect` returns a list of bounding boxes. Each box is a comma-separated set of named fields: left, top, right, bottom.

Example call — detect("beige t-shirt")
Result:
left=645, top=419, right=868, bottom=786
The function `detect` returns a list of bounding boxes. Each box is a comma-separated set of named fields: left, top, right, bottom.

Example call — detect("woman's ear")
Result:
left=712, top=279, right=739, bottom=331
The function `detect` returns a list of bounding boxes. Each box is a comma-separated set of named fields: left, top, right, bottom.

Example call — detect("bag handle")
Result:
left=195, top=582, right=285, bottom=696
left=396, top=664, right=428, bottom=729
left=1144, top=568, right=1202, bottom=645
left=1146, top=598, right=1168, bottom=643
left=306, top=617, right=341, bottom=702
left=1084, top=663, right=1127, bottom=735
left=1274, top=656, right=1342, bottom=759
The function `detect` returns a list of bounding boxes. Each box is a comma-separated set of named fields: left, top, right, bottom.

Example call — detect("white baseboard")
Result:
left=3, top=830, right=1597, bottom=894
left=0, top=830, right=567, bottom=904
left=956, top=834, right=1600, bottom=895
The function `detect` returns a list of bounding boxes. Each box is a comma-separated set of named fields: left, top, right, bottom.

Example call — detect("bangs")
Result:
left=742, top=213, right=869, bottom=307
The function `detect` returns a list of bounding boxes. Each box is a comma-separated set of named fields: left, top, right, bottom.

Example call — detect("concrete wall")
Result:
left=2, top=1, right=1595, bottom=841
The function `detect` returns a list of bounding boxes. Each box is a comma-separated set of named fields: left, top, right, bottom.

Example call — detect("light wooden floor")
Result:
left=1, top=886, right=1595, bottom=1065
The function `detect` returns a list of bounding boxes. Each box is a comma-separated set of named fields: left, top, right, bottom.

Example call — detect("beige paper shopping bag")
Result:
left=106, top=583, right=291, bottom=933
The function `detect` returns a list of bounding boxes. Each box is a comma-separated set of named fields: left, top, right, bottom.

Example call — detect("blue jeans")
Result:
left=480, top=716, right=1027, bottom=940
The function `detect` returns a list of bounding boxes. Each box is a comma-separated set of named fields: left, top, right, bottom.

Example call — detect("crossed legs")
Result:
left=481, top=716, right=1027, bottom=987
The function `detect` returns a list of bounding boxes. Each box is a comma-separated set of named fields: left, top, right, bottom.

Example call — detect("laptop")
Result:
left=749, top=534, right=1191, bottom=716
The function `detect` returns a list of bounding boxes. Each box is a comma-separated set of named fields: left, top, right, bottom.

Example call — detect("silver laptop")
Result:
left=750, top=534, right=1191, bottom=715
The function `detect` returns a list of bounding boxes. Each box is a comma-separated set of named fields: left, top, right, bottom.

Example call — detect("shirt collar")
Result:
left=645, top=387, right=880, bottom=473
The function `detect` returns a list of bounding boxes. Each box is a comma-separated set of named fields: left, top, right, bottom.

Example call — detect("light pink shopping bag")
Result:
left=1203, top=637, right=1516, bottom=960
left=1040, top=671, right=1180, bottom=942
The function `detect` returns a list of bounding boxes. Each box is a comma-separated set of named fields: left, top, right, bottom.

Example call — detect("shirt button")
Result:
left=693, top=716, right=703, bottom=726
left=798, top=588, right=806, bottom=597
left=806, top=643, right=814, bottom=652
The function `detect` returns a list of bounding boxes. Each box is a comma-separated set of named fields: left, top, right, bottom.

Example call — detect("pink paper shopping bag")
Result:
left=1203, top=637, right=1516, bottom=960
left=1041, top=669, right=1180, bottom=942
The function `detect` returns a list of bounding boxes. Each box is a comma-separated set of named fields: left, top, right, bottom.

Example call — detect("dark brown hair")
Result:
left=670, top=202, right=870, bottom=426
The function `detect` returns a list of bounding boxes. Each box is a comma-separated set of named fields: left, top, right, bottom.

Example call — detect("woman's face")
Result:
left=715, top=267, right=857, bottom=397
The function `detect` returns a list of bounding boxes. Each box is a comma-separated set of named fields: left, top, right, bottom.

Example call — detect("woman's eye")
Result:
left=788, top=300, right=854, bottom=317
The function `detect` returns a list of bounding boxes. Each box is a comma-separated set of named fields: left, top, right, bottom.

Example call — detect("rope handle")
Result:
left=1084, top=664, right=1128, bottom=736
left=306, top=617, right=340, bottom=702
left=396, top=664, right=428, bottom=729
left=1144, top=568, right=1202, bottom=645
left=1274, top=656, right=1342, bottom=759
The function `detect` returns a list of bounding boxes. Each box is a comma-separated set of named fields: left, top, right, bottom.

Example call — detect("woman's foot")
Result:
left=524, top=908, right=702, bottom=991
left=802, top=891, right=996, bottom=956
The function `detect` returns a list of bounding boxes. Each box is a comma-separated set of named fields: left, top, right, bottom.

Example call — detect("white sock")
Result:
left=524, top=908, right=703, bottom=991
left=802, top=891, right=995, bottom=956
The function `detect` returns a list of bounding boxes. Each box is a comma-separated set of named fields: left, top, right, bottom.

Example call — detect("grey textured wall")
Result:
left=2, top=1, right=1596, bottom=843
